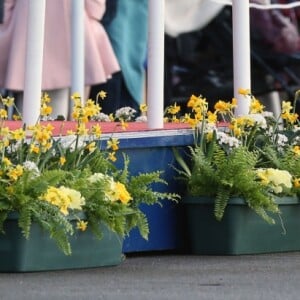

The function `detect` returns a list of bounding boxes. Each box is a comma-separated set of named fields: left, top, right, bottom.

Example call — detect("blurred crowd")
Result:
left=0, top=0, right=300, bottom=119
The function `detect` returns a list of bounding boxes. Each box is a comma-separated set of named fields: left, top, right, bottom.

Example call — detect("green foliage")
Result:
left=174, top=92, right=300, bottom=225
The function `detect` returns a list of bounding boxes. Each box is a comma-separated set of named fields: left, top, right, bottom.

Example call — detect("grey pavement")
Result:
left=0, top=252, right=300, bottom=300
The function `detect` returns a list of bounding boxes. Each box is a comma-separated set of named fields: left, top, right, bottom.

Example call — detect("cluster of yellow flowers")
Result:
left=256, top=168, right=293, bottom=194
left=88, top=173, right=132, bottom=205
left=40, top=186, right=86, bottom=216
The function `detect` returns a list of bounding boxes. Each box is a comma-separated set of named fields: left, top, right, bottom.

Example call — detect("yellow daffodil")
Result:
left=76, top=220, right=88, bottom=231
left=97, top=90, right=107, bottom=100
left=140, top=103, right=148, bottom=112
left=107, top=138, right=119, bottom=151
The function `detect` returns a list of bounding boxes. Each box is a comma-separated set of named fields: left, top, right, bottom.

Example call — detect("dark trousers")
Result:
left=89, top=71, right=139, bottom=114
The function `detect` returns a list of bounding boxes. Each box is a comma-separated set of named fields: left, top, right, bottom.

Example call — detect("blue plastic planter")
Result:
left=107, top=129, right=193, bottom=253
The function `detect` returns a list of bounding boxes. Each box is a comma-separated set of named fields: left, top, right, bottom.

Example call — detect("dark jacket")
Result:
left=0, top=0, right=4, bottom=24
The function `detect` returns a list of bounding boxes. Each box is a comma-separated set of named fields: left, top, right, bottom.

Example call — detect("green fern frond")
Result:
left=214, top=188, right=231, bottom=221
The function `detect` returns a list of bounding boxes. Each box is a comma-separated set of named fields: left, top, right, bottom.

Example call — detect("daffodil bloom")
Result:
left=167, top=103, right=181, bottom=115
left=40, top=103, right=52, bottom=116
left=109, top=113, right=115, bottom=121
left=12, top=114, right=21, bottom=121
left=7, top=165, right=24, bottom=181
left=76, top=220, right=88, bottom=231
left=250, top=98, right=264, bottom=114
left=207, top=111, right=217, bottom=124
left=281, top=101, right=293, bottom=113
left=41, top=93, right=51, bottom=104
left=11, top=128, right=25, bottom=140
left=76, top=123, right=88, bottom=136
left=60, top=156, right=66, bottom=166
left=108, top=151, right=117, bottom=162
left=107, top=138, right=119, bottom=151
left=30, top=144, right=40, bottom=154
left=86, top=142, right=96, bottom=153
left=97, top=90, right=107, bottom=100
left=214, top=100, right=231, bottom=114
left=91, top=124, right=102, bottom=138
left=120, top=119, right=128, bottom=130
left=140, top=104, right=147, bottom=112
left=0, top=109, right=8, bottom=119
left=2, top=96, right=14, bottom=107
left=238, top=88, right=251, bottom=96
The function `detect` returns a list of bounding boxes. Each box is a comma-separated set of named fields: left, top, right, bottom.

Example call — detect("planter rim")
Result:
left=7, top=211, right=86, bottom=220
left=182, top=195, right=300, bottom=205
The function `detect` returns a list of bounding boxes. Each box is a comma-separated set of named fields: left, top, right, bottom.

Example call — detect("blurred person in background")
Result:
left=0, top=0, right=119, bottom=120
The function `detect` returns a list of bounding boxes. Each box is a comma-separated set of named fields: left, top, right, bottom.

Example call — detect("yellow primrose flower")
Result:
left=76, top=220, right=88, bottom=231
left=107, top=138, right=119, bottom=151
left=294, top=178, right=300, bottom=188
left=115, top=182, right=132, bottom=204
left=40, top=186, right=72, bottom=216
left=293, top=146, right=300, bottom=156
left=59, top=186, right=85, bottom=211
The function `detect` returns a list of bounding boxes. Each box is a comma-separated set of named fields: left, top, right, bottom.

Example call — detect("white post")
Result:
left=147, top=0, right=165, bottom=129
left=71, top=0, right=85, bottom=106
left=232, top=0, right=251, bottom=116
left=23, top=0, right=46, bottom=125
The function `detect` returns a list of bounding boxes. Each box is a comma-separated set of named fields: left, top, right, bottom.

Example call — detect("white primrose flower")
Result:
left=248, top=114, right=267, bottom=129
left=216, top=131, right=240, bottom=148
left=23, top=160, right=40, bottom=176
left=115, top=107, right=137, bottom=121
left=135, top=115, right=147, bottom=122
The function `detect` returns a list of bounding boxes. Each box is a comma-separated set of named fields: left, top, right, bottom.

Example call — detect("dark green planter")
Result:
left=183, top=196, right=300, bottom=255
left=0, top=214, right=124, bottom=272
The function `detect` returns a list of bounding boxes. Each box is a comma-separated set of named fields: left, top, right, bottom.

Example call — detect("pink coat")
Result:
left=0, top=0, right=120, bottom=91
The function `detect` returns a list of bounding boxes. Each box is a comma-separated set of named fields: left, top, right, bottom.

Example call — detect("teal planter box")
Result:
left=0, top=214, right=124, bottom=272
left=183, top=196, right=300, bottom=255
left=110, top=129, right=193, bottom=253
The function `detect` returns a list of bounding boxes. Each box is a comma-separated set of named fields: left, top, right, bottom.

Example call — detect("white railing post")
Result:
left=232, top=0, right=251, bottom=115
left=71, top=0, right=85, bottom=109
left=23, top=0, right=46, bottom=125
left=147, top=0, right=165, bottom=129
